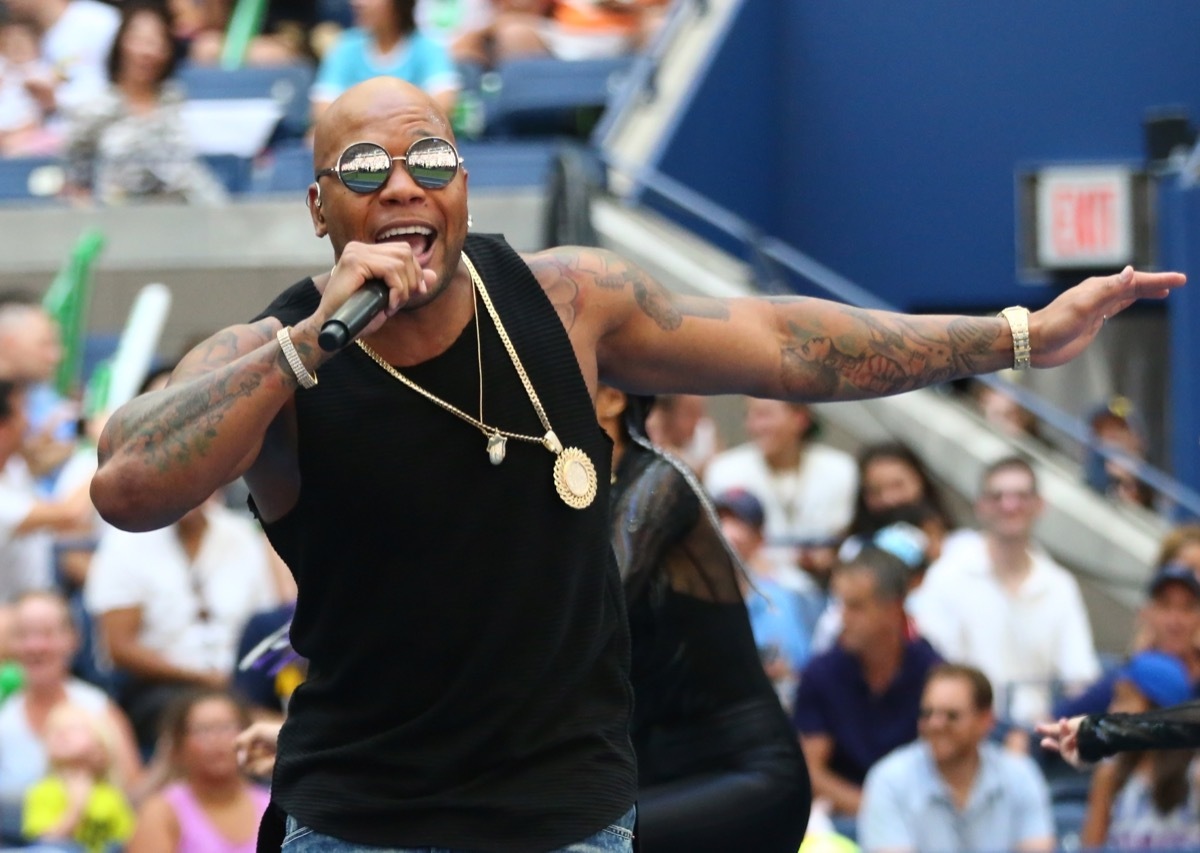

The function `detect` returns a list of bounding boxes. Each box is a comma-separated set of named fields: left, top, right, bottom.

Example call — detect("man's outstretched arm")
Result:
left=533, top=248, right=1184, bottom=400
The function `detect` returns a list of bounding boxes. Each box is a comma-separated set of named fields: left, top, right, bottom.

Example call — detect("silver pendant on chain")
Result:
left=487, top=432, right=507, bottom=465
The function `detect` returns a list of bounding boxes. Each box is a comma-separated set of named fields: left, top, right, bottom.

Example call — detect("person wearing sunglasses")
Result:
left=88, top=74, right=1185, bottom=853
left=859, top=664, right=1056, bottom=853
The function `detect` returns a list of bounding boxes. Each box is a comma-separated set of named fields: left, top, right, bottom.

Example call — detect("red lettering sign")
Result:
left=1050, top=186, right=1118, bottom=258
left=1036, top=167, right=1132, bottom=268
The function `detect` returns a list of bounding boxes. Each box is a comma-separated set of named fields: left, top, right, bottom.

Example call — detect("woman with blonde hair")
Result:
left=21, top=702, right=136, bottom=851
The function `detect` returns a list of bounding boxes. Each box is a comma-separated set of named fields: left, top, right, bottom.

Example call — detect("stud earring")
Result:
left=467, top=211, right=473, bottom=229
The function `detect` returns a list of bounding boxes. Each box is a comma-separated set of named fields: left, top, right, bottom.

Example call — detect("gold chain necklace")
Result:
left=355, top=252, right=598, bottom=509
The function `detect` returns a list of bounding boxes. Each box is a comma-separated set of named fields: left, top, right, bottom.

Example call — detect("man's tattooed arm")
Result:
left=770, top=298, right=1005, bottom=399
left=527, top=246, right=1008, bottom=401
left=91, top=318, right=311, bottom=531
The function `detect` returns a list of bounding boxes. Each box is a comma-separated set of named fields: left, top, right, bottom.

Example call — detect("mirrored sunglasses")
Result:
left=315, top=137, right=463, bottom=193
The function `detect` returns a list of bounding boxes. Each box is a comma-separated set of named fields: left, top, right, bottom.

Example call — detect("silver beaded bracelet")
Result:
left=277, top=326, right=318, bottom=389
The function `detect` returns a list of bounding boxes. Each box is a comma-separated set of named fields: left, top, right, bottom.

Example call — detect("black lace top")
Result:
left=610, top=435, right=797, bottom=785
left=1079, top=700, right=1200, bottom=762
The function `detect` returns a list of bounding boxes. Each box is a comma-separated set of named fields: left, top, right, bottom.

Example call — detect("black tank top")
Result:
left=250, top=234, right=636, bottom=850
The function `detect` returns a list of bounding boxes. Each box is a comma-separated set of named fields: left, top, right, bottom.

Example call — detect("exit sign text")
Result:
left=1035, top=167, right=1133, bottom=268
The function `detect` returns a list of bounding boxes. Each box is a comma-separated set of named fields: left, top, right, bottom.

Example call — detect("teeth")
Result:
left=378, top=225, right=434, bottom=241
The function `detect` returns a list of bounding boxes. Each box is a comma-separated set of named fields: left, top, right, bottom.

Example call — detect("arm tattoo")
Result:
left=776, top=302, right=1001, bottom=398
left=530, top=247, right=730, bottom=333
left=99, top=321, right=283, bottom=472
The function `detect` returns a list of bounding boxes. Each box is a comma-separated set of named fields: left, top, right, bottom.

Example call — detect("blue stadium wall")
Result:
left=658, top=0, right=1200, bottom=313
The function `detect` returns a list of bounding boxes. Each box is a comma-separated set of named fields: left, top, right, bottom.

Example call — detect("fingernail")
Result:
left=1121, top=266, right=1133, bottom=283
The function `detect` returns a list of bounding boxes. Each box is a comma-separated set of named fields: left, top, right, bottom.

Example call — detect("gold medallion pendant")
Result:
left=553, top=447, right=598, bottom=509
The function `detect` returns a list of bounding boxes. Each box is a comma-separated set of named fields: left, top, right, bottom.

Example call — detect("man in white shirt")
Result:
left=4, top=0, right=119, bottom=122
left=0, top=380, right=91, bottom=613
left=915, top=456, right=1101, bottom=726
left=704, top=398, right=857, bottom=578
left=85, top=497, right=280, bottom=752
left=859, top=663, right=1056, bottom=853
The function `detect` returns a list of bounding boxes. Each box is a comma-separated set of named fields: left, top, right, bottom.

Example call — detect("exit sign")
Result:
left=1035, top=166, right=1134, bottom=268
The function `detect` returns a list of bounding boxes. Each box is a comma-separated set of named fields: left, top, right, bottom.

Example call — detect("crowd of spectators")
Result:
left=0, top=4, right=1194, bottom=850
left=0, top=294, right=1185, bottom=849
left=0, top=292, right=293, bottom=849
left=0, top=0, right=669, bottom=205
left=650, top=392, right=1200, bottom=852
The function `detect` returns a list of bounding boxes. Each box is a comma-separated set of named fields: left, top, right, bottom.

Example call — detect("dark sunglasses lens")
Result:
left=339, top=142, right=392, bottom=193
left=405, top=137, right=458, bottom=189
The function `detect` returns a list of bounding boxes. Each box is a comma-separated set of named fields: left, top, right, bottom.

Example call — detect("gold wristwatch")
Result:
left=997, top=306, right=1031, bottom=371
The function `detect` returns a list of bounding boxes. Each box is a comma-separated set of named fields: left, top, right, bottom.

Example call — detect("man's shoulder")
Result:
left=905, top=635, right=944, bottom=668
left=705, top=443, right=763, bottom=477
left=804, top=442, right=857, bottom=472
left=982, top=742, right=1046, bottom=788
left=59, top=0, right=120, bottom=32
left=923, top=532, right=988, bottom=587
left=802, top=644, right=857, bottom=682
left=250, top=277, right=320, bottom=326
left=866, top=740, right=928, bottom=786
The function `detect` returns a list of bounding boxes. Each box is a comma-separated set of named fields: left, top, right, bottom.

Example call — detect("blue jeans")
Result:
left=281, top=806, right=636, bottom=852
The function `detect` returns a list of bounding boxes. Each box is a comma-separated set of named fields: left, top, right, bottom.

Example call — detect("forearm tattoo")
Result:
left=98, top=321, right=286, bottom=472
left=775, top=301, right=1001, bottom=398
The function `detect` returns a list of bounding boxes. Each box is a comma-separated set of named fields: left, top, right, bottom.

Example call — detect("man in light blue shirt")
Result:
left=859, top=663, right=1056, bottom=853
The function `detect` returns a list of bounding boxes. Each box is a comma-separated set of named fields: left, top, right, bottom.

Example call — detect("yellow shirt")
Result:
left=22, top=777, right=135, bottom=853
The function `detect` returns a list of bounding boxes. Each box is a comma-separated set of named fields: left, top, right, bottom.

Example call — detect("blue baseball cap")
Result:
left=1147, top=563, right=1200, bottom=599
left=1118, top=650, right=1192, bottom=708
left=712, top=488, right=765, bottom=529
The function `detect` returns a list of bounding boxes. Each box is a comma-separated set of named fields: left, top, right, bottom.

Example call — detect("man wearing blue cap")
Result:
left=1054, top=563, right=1200, bottom=720
left=715, top=488, right=812, bottom=711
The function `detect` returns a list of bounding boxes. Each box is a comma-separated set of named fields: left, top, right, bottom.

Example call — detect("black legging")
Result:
left=638, top=764, right=810, bottom=852
left=633, top=700, right=812, bottom=853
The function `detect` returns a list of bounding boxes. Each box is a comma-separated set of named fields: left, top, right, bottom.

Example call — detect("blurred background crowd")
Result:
left=0, top=1, right=1198, bottom=852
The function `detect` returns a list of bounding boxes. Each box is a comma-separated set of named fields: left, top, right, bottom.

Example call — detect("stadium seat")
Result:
left=249, top=140, right=314, bottom=195
left=481, top=57, right=634, bottom=138
left=459, top=140, right=561, bottom=189
left=174, top=63, right=316, bottom=143
left=202, top=154, right=255, bottom=194
left=0, top=156, right=65, bottom=204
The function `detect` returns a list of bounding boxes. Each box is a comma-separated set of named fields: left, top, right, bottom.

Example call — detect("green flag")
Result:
left=220, top=0, right=270, bottom=70
left=43, top=228, right=105, bottom=399
left=82, top=359, right=112, bottom=423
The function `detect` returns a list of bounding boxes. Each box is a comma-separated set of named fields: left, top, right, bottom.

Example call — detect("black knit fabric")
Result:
left=250, top=233, right=636, bottom=850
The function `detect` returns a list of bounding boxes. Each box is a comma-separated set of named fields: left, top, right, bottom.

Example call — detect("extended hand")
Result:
left=1031, top=266, right=1185, bottom=368
left=1036, top=715, right=1087, bottom=768
left=236, top=720, right=283, bottom=777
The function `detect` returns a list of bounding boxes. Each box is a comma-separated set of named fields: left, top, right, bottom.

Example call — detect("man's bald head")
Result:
left=313, top=77, right=453, bottom=166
